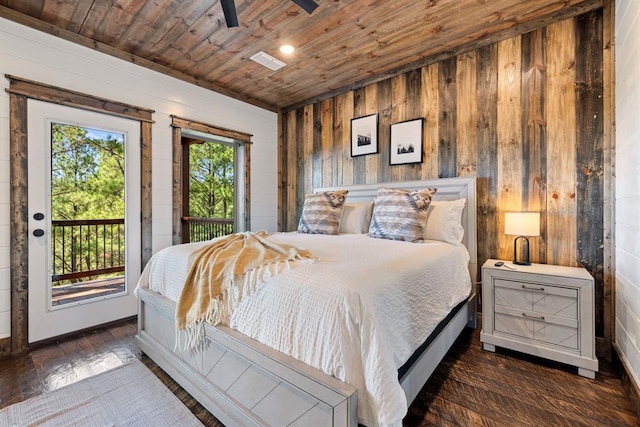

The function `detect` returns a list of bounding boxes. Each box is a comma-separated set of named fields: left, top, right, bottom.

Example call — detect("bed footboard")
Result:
left=136, top=288, right=357, bottom=427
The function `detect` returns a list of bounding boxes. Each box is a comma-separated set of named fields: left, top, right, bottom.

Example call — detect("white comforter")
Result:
left=137, top=232, right=471, bottom=427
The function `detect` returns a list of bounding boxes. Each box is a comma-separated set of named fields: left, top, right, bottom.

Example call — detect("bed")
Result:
left=136, top=177, right=477, bottom=427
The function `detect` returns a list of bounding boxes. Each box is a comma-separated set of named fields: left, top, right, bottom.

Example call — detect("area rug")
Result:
left=0, top=359, right=203, bottom=426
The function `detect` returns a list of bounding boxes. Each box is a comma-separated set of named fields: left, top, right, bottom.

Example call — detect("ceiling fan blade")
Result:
left=220, top=0, right=239, bottom=27
left=291, top=0, right=319, bottom=14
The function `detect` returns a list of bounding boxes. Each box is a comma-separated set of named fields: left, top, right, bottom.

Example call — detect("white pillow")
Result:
left=423, top=199, right=466, bottom=245
left=339, top=202, right=373, bottom=234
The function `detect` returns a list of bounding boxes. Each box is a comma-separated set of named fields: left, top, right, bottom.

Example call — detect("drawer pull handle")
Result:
left=522, top=312, right=545, bottom=321
left=521, top=284, right=545, bottom=292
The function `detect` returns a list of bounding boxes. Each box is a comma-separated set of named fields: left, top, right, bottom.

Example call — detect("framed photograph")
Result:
left=390, top=118, right=423, bottom=165
left=350, top=114, right=378, bottom=157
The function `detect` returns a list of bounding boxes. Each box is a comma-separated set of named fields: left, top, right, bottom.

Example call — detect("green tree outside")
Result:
left=188, top=141, right=235, bottom=219
left=51, top=123, right=125, bottom=285
left=51, top=123, right=125, bottom=220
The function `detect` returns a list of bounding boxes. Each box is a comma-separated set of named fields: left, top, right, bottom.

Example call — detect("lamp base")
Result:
left=513, top=236, right=531, bottom=266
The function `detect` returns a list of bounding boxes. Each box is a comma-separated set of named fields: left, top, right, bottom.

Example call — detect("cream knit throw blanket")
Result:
left=175, top=231, right=316, bottom=349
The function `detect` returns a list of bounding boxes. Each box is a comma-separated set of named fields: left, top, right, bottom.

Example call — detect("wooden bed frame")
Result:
left=136, top=177, right=477, bottom=426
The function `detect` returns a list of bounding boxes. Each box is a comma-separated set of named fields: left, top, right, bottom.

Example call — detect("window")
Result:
left=50, top=123, right=127, bottom=304
left=171, top=116, right=251, bottom=245
left=181, top=132, right=245, bottom=242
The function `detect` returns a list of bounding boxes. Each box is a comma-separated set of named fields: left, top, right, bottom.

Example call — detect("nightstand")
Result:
left=480, top=259, right=598, bottom=378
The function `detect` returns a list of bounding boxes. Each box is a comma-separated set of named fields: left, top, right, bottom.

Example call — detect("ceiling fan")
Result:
left=220, top=0, right=319, bottom=27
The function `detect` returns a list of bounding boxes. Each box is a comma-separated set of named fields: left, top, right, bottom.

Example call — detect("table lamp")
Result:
left=504, top=212, right=540, bottom=265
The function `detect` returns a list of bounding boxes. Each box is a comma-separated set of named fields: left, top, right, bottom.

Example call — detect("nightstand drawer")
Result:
left=494, top=278, right=578, bottom=319
left=494, top=311, right=579, bottom=350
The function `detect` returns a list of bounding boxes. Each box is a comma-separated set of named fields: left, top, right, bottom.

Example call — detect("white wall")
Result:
left=615, top=0, right=640, bottom=389
left=0, top=18, right=279, bottom=339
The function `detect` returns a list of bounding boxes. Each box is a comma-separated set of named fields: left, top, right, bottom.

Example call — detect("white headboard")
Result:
left=315, top=177, right=477, bottom=283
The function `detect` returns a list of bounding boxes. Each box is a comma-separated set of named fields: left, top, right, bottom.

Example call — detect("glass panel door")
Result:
left=27, top=100, right=140, bottom=343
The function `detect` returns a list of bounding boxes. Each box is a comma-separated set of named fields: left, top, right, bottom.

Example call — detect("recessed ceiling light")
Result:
left=280, top=45, right=295, bottom=55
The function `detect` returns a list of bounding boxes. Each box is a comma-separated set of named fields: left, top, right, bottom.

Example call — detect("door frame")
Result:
left=6, top=75, right=154, bottom=355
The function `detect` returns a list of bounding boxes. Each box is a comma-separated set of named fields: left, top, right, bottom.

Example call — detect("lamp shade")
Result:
left=504, top=212, right=540, bottom=236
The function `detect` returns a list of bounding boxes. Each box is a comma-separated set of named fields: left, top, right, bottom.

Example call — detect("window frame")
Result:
left=171, top=115, right=252, bottom=245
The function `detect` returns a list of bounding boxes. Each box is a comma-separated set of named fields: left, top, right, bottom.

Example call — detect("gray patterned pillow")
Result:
left=298, top=190, right=349, bottom=235
left=368, top=187, right=437, bottom=242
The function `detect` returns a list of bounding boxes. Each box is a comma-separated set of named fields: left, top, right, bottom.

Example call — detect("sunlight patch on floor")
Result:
left=42, top=350, right=135, bottom=391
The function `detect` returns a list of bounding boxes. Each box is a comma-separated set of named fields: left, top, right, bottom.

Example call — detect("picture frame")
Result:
left=350, top=114, right=378, bottom=157
left=390, top=118, right=423, bottom=165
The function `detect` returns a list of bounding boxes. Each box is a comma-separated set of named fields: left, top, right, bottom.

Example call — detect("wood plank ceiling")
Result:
left=0, top=0, right=602, bottom=111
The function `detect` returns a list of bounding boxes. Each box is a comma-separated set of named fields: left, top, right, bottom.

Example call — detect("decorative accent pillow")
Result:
left=368, top=187, right=437, bottom=242
left=298, top=190, right=348, bottom=235
left=424, top=199, right=466, bottom=245
left=339, top=202, right=374, bottom=234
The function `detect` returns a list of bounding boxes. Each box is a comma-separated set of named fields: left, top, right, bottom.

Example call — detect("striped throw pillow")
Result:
left=298, top=190, right=349, bottom=235
left=368, top=187, right=437, bottom=242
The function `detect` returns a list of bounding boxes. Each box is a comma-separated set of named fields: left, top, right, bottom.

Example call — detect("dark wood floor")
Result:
left=0, top=318, right=638, bottom=426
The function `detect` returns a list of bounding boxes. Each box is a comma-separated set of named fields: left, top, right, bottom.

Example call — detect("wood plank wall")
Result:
left=279, top=10, right=608, bottom=345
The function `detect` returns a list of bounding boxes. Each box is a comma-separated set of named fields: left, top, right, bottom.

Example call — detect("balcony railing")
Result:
left=50, top=217, right=233, bottom=285
left=181, top=217, right=234, bottom=243
left=51, top=219, right=125, bottom=284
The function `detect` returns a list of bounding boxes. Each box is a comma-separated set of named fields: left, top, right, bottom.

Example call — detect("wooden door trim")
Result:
left=4, top=75, right=153, bottom=355
left=8, top=92, right=28, bottom=355
left=171, top=116, right=252, bottom=143
left=5, top=75, right=154, bottom=122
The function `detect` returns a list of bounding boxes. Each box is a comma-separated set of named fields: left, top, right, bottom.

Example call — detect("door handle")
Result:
left=33, top=229, right=45, bottom=237
left=33, top=213, right=45, bottom=221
